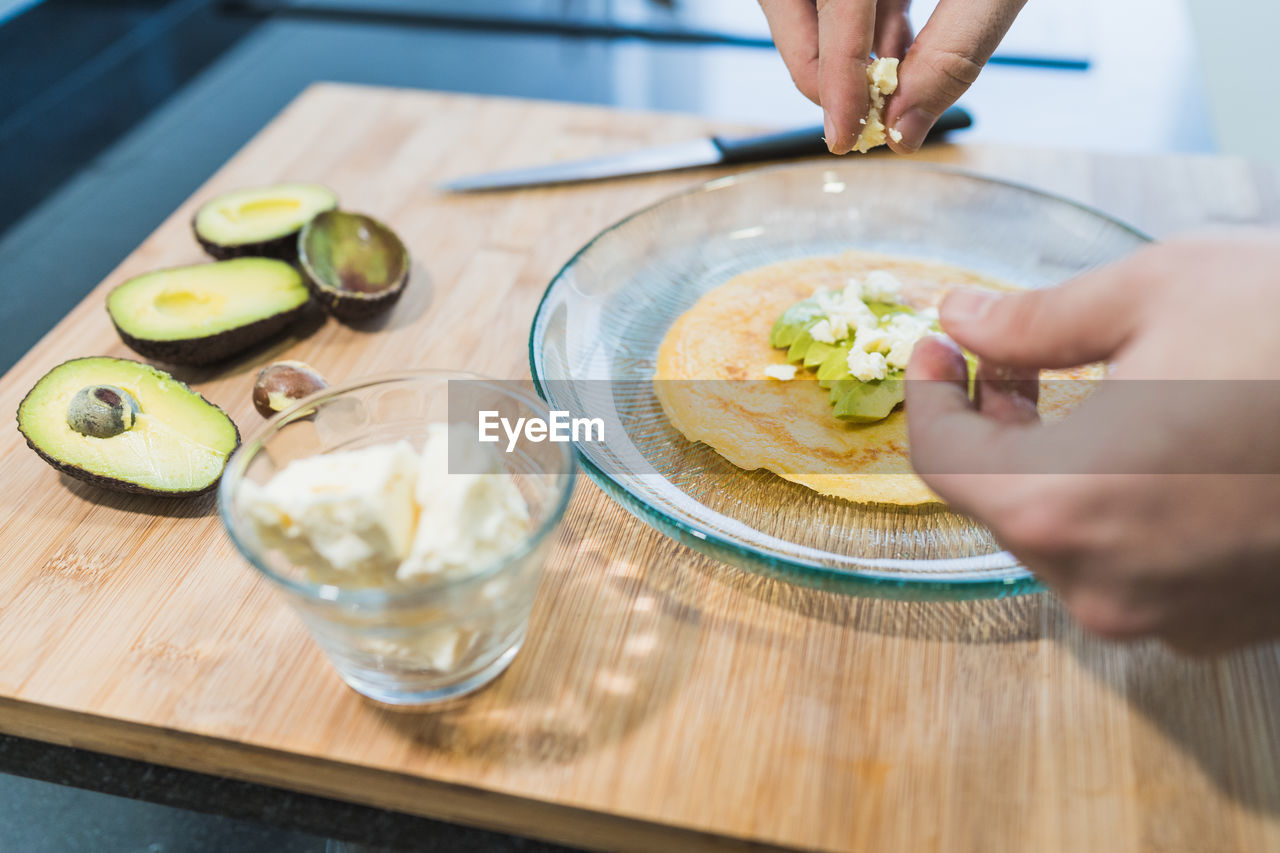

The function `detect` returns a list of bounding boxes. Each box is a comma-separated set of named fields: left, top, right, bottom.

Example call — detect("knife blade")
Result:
left=440, top=105, right=971, bottom=192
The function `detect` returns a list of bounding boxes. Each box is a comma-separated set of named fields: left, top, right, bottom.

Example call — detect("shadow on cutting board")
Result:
left=1063, top=628, right=1280, bottom=819
left=161, top=303, right=330, bottom=387
left=59, top=476, right=219, bottom=520
left=369, top=494, right=697, bottom=765
left=337, top=265, right=434, bottom=335
left=686, top=549, right=1043, bottom=645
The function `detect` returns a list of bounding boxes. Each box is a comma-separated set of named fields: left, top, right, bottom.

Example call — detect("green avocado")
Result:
left=770, top=299, right=827, bottom=348
left=193, top=182, right=338, bottom=261
left=17, top=357, right=240, bottom=497
left=770, top=293, right=932, bottom=421
left=829, top=377, right=905, bottom=422
left=106, top=258, right=311, bottom=365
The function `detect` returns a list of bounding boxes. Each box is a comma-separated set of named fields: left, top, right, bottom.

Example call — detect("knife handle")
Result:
left=711, top=105, right=972, bottom=165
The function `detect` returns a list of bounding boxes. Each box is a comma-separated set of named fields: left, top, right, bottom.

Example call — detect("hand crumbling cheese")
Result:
left=853, top=57, right=901, bottom=153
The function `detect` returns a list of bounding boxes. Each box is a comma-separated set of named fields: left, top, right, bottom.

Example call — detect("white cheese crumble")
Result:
left=862, top=270, right=904, bottom=303
left=764, top=364, right=797, bottom=381
left=798, top=271, right=934, bottom=382
left=848, top=348, right=889, bottom=382
left=844, top=311, right=936, bottom=381
left=399, top=424, right=532, bottom=582
left=239, top=425, right=530, bottom=586
left=812, top=284, right=878, bottom=340
left=853, top=57, right=899, bottom=153
left=808, top=318, right=837, bottom=344
left=239, top=441, right=420, bottom=586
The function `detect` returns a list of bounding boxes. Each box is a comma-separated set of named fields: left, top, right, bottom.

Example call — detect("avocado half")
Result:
left=193, top=182, right=338, bottom=261
left=299, top=210, right=410, bottom=321
left=107, top=258, right=312, bottom=365
left=17, top=357, right=240, bottom=497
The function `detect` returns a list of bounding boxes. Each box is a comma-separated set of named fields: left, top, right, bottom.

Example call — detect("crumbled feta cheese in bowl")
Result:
left=219, top=372, right=576, bottom=706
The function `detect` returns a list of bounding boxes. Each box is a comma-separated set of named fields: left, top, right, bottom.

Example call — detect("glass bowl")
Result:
left=529, top=162, right=1149, bottom=600
left=218, top=371, right=576, bottom=706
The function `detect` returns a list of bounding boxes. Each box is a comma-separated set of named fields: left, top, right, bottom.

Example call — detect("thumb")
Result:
left=940, top=259, right=1149, bottom=369
left=886, top=0, right=1027, bottom=152
left=904, top=335, right=1038, bottom=514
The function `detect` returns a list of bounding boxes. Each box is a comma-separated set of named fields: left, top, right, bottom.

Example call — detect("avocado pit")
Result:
left=67, top=384, right=141, bottom=438
left=253, top=360, right=328, bottom=417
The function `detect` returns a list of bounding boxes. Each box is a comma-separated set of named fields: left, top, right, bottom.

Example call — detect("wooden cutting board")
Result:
left=1, top=84, right=1278, bottom=852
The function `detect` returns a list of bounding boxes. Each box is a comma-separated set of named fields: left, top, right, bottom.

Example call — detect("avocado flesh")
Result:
left=830, top=377, right=904, bottom=422
left=771, top=297, right=922, bottom=422
left=107, top=258, right=311, bottom=365
left=17, top=357, right=239, bottom=496
left=194, top=182, right=337, bottom=261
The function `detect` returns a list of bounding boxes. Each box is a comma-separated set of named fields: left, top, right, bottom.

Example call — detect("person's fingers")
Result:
left=816, top=0, right=876, bottom=154
left=904, top=336, right=1042, bottom=515
left=759, top=0, right=822, bottom=103
left=973, top=361, right=1039, bottom=424
left=873, top=0, right=914, bottom=59
left=938, top=257, right=1152, bottom=369
left=885, top=0, right=1027, bottom=153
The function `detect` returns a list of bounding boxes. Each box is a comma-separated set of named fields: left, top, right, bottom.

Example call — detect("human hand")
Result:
left=758, top=0, right=1027, bottom=154
left=905, top=232, right=1280, bottom=653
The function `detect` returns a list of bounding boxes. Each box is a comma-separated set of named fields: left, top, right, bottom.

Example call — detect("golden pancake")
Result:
left=653, top=250, right=1096, bottom=506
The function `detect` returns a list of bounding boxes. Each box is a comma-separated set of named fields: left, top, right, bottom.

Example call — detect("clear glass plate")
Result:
left=529, top=162, right=1149, bottom=599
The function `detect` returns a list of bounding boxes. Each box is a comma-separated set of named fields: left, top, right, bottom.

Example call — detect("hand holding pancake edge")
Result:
left=906, top=232, right=1280, bottom=654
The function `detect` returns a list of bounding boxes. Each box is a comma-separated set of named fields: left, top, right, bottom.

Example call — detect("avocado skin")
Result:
left=191, top=215, right=302, bottom=262
left=298, top=211, right=411, bottom=322
left=304, top=271, right=409, bottom=322
left=22, top=438, right=224, bottom=498
left=15, top=357, right=241, bottom=498
left=111, top=302, right=309, bottom=366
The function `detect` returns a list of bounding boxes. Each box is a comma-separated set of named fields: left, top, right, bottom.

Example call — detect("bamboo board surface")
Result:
left=1, top=84, right=1278, bottom=852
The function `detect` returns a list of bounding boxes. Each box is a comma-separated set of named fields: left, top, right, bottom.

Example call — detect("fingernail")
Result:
left=823, top=110, right=836, bottom=153
left=906, top=335, right=968, bottom=385
left=891, top=107, right=936, bottom=153
left=944, top=288, right=999, bottom=326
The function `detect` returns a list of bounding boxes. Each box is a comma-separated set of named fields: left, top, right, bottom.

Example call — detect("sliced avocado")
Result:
left=786, top=329, right=816, bottom=363
left=17, top=357, right=239, bottom=497
left=771, top=290, right=945, bottom=423
left=816, top=343, right=855, bottom=387
left=298, top=210, right=410, bottom=321
left=193, top=182, right=338, bottom=261
left=770, top=298, right=827, bottom=348
left=830, top=375, right=905, bottom=422
left=803, top=340, right=839, bottom=368
left=106, top=258, right=311, bottom=365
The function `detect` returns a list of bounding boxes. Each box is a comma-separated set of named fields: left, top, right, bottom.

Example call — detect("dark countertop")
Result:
left=0, top=1, right=1210, bottom=849
left=0, top=733, right=570, bottom=851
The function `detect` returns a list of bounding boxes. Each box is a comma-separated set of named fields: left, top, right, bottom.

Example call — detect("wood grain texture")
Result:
left=1, top=84, right=1278, bottom=852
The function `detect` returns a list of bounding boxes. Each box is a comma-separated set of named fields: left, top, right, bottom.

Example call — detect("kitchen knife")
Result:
left=440, top=105, right=971, bottom=192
